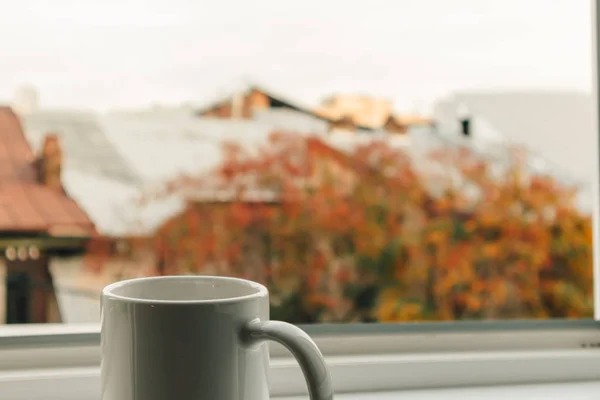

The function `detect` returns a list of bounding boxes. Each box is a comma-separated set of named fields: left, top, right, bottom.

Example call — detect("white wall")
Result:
left=49, top=257, right=102, bottom=324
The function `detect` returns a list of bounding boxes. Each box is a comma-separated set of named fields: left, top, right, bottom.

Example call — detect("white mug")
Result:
left=101, top=275, right=333, bottom=400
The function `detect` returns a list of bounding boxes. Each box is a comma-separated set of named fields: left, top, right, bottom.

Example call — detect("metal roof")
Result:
left=37, top=113, right=283, bottom=236
left=60, top=169, right=181, bottom=237
left=100, top=114, right=280, bottom=184
left=22, top=111, right=140, bottom=184
left=19, top=108, right=416, bottom=236
left=252, top=108, right=329, bottom=133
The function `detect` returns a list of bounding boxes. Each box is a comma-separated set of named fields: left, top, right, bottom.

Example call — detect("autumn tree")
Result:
left=132, top=132, right=593, bottom=323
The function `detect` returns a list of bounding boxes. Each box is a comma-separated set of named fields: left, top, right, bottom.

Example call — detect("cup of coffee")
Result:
left=101, top=275, right=333, bottom=400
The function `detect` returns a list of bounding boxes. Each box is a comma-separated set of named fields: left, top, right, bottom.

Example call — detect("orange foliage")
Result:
left=118, top=132, right=594, bottom=323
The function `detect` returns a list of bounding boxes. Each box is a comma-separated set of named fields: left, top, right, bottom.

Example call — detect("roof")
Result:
left=252, top=108, right=329, bottom=133
left=34, top=113, right=285, bottom=236
left=196, top=81, right=314, bottom=115
left=20, top=107, right=416, bottom=237
left=432, top=90, right=596, bottom=211
left=59, top=169, right=185, bottom=237
left=253, top=108, right=382, bottom=136
left=196, top=81, right=385, bottom=131
left=101, top=113, right=282, bottom=183
left=22, top=110, right=140, bottom=184
left=0, top=107, right=36, bottom=183
left=314, top=95, right=393, bottom=128
left=450, top=90, right=595, bottom=184
left=0, top=107, right=95, bottom=236
left=314, top=94, right=434, bottom=130
left=448, top=91, right=595, bottom=211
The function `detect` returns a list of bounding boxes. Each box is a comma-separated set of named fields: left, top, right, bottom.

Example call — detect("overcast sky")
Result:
left=0, top=0, right=593, bottom=112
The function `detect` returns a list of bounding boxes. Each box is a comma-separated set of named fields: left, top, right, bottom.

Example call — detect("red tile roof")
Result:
left=0, top=107, right=95, bottom=236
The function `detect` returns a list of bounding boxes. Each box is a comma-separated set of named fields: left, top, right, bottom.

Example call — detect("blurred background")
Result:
left=0, top=0, right=595, bottom=325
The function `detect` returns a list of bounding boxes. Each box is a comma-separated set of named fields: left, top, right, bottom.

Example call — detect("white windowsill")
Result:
left=1, top=350, right=600, bottom=400
left=280, top=381, right=600, bottom=399
left=1, top=323, right=600, bottom=399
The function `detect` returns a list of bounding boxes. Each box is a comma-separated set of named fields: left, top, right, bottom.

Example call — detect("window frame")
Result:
left=1, top=1, right=600, bottom=399
left=595, top=0, right=600, bottom=321
left=1, top=321, right=600, bottom=399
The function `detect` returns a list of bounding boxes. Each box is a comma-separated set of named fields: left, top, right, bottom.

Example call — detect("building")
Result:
left=0, top=107, right=95, bottom=324
left=314, top=94, right=434, bottom=134
left=197, top=83, right=311, bottom=120
left=196, top=81, right=431, bottom=134
left=16, top=96, right=422, bottom=322
left=432, top=90, right=597, bottom=211
left=20, top=110, right=178, bottom=322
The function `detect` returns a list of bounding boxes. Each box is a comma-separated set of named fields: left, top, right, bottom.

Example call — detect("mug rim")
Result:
left=102, top=275, right=268, bottom=304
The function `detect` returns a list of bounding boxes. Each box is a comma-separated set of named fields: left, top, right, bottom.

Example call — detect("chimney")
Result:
left=231, top=90, right=244, bottom=119
left=457, top=103, right=471, bottom=137
left=38, top=134, right=63, bottom=191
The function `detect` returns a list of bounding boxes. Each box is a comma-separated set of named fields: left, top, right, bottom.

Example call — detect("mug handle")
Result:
left=242, top=319, right=334, bottom=400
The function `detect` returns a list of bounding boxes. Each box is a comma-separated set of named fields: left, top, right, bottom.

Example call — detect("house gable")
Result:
left=384, top=116, right=408, bottom=134
left=196, top=83, right=382, bottom=132
left=0, top=107, right=95, bottom=238
left=197, top=85, right=311, bottom=120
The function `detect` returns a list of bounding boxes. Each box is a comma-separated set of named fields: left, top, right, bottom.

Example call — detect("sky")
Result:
left=0, top=0, right=593, bottom=113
